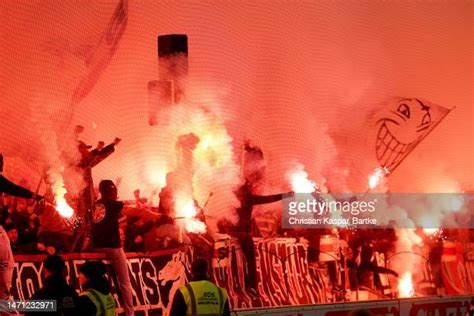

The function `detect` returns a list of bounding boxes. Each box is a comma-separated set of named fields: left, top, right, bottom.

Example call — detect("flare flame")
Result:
left=398, top=272, right=415, bottom=298
left=288, top=165, right=316, bottom=193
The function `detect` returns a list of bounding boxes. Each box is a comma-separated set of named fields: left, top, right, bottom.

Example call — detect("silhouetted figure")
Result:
left=27, top=255, right=79, bottom=316
left=91, top=180, right=134, bottom=316
left=356, top=245, right=398, bottom=290
left=232, top=143, right=292, bottom=294
left=69, top=137, right=120, bottom=251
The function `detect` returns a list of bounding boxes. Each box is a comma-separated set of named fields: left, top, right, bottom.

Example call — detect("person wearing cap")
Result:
left=26, top=255, right=79, bottom=316
left=170, top=258, right=230, bottom=316
left=69, top=137, right=121, bottom=252
left=78, top=261, right=116, bottom=316
left=0, top=153, right=43, bottom=302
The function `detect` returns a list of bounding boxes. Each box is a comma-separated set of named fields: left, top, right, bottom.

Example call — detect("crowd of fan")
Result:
left=0, top=194, right=49, bottom=254
left=2, top=189, right=453, bottom=297
left=0, top=192, right=167, bottom=255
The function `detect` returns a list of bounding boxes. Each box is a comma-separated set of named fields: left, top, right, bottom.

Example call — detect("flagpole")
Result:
left=387, top=106, right=455, bottom=176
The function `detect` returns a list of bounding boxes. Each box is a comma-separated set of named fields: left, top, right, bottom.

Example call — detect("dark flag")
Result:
left=70, top=0, right=128, bottom=105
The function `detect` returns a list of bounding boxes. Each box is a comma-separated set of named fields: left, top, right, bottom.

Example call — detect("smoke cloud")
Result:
left=1, top=1, right=471, bottom=231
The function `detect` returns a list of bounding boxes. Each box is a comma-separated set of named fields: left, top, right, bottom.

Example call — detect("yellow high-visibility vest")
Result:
left=179, top=280, right=228, bottom=316
left=80, top=289, right=116, bottom=316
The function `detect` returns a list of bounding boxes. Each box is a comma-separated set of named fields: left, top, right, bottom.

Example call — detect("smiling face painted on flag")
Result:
left=376, top=98, right=435, bottom=171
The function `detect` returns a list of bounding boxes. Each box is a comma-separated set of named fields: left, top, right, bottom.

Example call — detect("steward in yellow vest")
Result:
left=170, top=258, right=230, bottom=316
left=80, top=289, right=116, bottom=316
left=78, top=260, right=117, bottom=316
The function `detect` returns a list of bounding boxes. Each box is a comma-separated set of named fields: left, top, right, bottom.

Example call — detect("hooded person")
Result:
left=78, top=260, right=116, bottom=316
left=89, top=179, right=134, bottom=315
left=26, top=255, right=79, bottom=316
left=90, top=179, right=162, bottom=316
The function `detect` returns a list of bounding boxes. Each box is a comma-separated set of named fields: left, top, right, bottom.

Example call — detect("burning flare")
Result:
left=288, top=165, right=316, bottom=193
left=423, top=228, right=439, bottom=236
left=48, top=169, right=74, bottom=218
left=398, top=272, right=415, bottom=298
left=159, top=104, right=240, bottom=231
left=174, top=193, right=207, bottom=234
left=368, top=166, right=389, bottom=189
